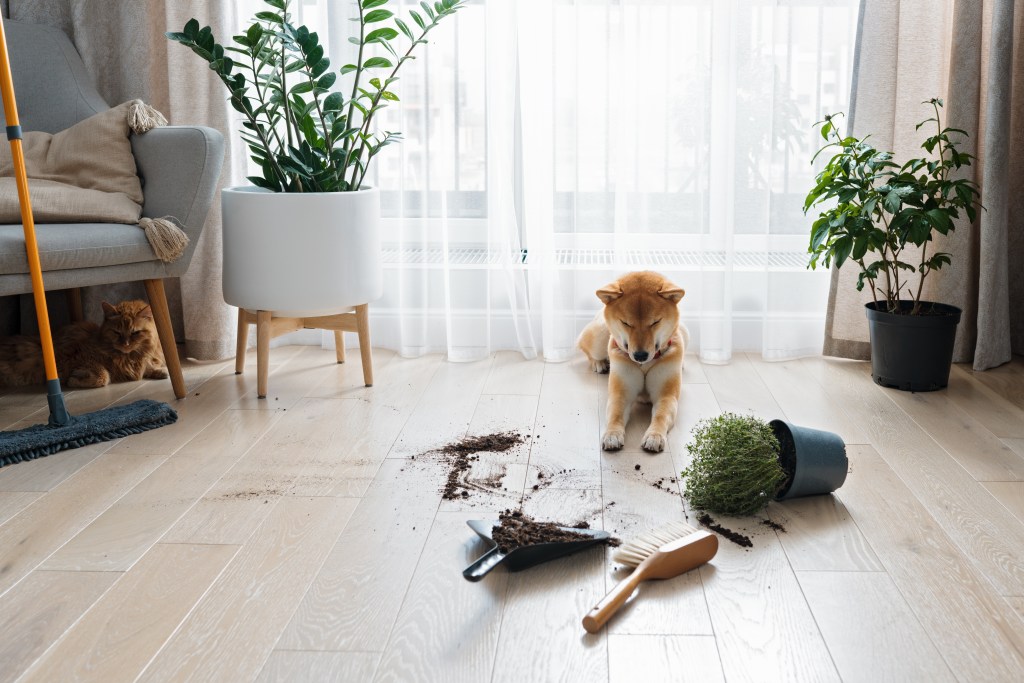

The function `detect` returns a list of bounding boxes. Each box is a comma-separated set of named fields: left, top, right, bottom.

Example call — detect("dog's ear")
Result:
left=658, top=284, right=685, bottom=303
left=596, top=283, right=623, bottom=304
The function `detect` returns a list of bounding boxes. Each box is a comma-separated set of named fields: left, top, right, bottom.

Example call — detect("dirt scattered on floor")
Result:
left=761, top=519, right=787, bottom=532
left=491, top=509, right=620, bottom=553
left=651, top=476, right=680, bottom=494
left=634, top=464, right=641, bottom=471
left=425, top=431, right=525, bottom=500
left=220, top=488, right=282, bottom=500
left=698, top=513, right=753, bottom=548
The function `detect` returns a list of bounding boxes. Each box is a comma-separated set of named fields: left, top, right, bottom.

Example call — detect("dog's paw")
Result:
left=602, top=430, right=625, bottom=451
left=590, top=358, right=610, bottom=374
left=641, top=431, right=666, bottom=453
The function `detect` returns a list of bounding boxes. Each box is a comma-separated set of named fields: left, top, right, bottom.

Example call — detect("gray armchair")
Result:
left=0, top=20, right=224, bottom=399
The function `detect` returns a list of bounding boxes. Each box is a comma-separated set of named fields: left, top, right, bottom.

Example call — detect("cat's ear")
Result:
left=138, top=305, right=154, bottom=320
left=101, top=302, right=118, bottom=318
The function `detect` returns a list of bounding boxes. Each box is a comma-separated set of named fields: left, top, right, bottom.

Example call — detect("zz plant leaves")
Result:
left=804, top=99, right=984, bottom=315
left=167, top=0, right=465, bottom=193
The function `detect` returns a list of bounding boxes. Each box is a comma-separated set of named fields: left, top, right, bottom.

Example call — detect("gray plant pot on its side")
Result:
left=769, top=420, right=848, bottom=500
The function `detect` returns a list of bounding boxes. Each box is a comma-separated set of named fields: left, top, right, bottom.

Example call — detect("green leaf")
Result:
left=366, top=27, right=399, bottom=43
left=362, top=0, right=390, bottom=7
left=323, top=92, right=344, bottom=111
left=395, top=17, right=415, bottom=40
left=318, top=72, right=337, bottom=89
left=311, top=58, right=331, bottom=78
left=363, top=56, right=393, bottom=69
left=410, top=10, right=426, bottom=29
left=925, top=208, right=952, bottom=234
left=364, top=9, right=395, bottom=23
left=833, top=236, right=853, bottom=267
left=184, top=18, right=200, bottom=39
left=381, top=91, right=399, bottom=101
left=290, top=81, right=314, bottom=94
left=852, top=233, right=869, bottom=260
left=255, top=11, right=283, bottom=23
left=340, top=63, right=358, bottom=74
left=883, top=190, right=902, bottom=214
left=421, top=1, right=436, bottom=20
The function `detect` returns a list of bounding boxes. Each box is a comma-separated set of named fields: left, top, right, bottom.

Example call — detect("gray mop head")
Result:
left=0, top=399, right=178, bottom=467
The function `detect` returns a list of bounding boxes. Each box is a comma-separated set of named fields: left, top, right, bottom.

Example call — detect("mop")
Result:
left=0, top=16, right=177, bottom=467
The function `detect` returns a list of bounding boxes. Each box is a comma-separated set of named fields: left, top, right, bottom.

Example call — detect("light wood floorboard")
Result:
left=806, top=358, right=1024, bottom=597
left=19, top=543, right=239, bottom=682
left=0, top=346, right=1021, bottom=681
left=135, top=496, right=356, bottom=682
left=0, top=571, right=117, bottom=683
left=797, top=570, right=954, bottom=682
left=608, top=635, right=724, bottom=683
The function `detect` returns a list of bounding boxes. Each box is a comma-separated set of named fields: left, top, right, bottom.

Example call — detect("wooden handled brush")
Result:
left=582, top=521, right=718, bottom=634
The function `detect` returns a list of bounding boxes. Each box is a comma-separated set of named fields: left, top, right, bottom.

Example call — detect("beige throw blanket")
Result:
left=0, top=100, right=188, bottom=263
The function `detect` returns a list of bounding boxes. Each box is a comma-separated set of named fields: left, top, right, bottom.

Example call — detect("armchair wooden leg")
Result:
left=355, top=304, right=373, bottom=387
left=257, top=310, right=271, bottom=399
left=235, top=308, right=249, bottom=374
left=333, top=331, right=346, bottom=364
left=65, top=288, right=84, bottom=322
left=143, top=278, right=186, bottom=399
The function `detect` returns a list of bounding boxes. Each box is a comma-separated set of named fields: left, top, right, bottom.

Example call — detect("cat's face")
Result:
left=100, top=300, right=158, bottom=355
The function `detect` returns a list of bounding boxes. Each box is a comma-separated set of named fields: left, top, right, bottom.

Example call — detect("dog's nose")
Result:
left=633, top=350, right=649, bottom=362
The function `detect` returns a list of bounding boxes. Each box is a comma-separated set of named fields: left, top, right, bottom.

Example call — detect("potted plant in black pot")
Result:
left=804, top=99, right=983, bottom=391
left=680, top=413, right=847, bottom=516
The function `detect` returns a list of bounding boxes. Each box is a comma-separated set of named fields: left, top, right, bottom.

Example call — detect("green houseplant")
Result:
left=167, top=0, right=464, bottom=393
left=681, top=413, right=848, bottom=516
left=804, top=99, right=983, bottom=391
left=168, top=0, right=464, bottom=193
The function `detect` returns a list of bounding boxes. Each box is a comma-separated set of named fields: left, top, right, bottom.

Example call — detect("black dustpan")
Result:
left=463, top=519, right=611, bottom=582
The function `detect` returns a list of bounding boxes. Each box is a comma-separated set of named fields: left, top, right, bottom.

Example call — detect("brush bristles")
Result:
left=612, top=520, right=699, bottom=567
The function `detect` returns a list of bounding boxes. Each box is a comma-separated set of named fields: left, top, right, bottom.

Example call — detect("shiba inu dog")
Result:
left=577, top=271, right=688, bottom=453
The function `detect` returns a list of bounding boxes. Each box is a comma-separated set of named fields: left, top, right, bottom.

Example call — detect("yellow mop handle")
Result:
left=0, top=17, right=59, bottom=383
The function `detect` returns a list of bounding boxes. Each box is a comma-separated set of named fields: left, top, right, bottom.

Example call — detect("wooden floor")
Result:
left=1, top=345, right=1023, bottom=682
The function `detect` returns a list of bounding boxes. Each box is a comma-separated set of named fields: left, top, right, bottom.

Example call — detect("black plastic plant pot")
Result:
left=864, top=301, right=962, bottom=392
left=769, top=420, right=848, bottom=500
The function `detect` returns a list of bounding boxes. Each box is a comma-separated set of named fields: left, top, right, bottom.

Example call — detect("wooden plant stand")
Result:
left=234, top=304, right=373, bottom=398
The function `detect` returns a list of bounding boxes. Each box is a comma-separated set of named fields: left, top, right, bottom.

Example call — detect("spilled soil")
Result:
left=491, top=509, right=620, bottom=553
left=698, top=513, right=753, bottom=548
left=761, top=519, right=787, bottom=532
left=424, top=431, right=525, bottom=500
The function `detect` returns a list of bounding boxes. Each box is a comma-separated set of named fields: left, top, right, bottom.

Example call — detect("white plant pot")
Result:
left=222, top=186, right=383, bottom=317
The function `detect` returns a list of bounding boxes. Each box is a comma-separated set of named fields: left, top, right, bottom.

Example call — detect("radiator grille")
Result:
left=381, top=247, right=810, bottom=270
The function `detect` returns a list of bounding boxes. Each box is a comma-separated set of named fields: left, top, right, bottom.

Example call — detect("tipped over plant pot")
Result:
left=680, top=413, right=848, bottom=516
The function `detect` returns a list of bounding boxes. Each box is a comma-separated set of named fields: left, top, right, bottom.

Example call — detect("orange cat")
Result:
left=0, top=300, right=167, bottom=388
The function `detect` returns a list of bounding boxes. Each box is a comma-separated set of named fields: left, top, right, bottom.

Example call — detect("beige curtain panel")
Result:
left=6, top=0, right=243, bottom=360
left=825, top=0, right=1023, bottom=370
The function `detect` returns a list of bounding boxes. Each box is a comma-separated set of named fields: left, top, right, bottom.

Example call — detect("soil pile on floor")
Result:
left=698, top=513, right=753, bottom=548
left=761, top=519, right=786, bottom=532
left=491, top=509, right=619, bottom=553
left=431, top=431, right=525, bottom=500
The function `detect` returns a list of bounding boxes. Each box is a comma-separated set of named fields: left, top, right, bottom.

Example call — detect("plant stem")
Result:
left=349, top=22, right=438, bottom=189
left=341, top=1, right=368, bottom=188
left=249, top=45, right=286, bottom=157
left=280, top=7, right=294, bottom=154
left=856, top=258, right=879, bottom=307
left=912, top=100, right=945, bottom=314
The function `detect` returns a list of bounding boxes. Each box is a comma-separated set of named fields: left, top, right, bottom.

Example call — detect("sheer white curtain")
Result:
left=248, top=0, right=859, bottom=363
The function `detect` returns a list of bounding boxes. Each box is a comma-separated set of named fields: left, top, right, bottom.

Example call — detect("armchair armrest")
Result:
left=131, top=125, right=225, bottom=275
